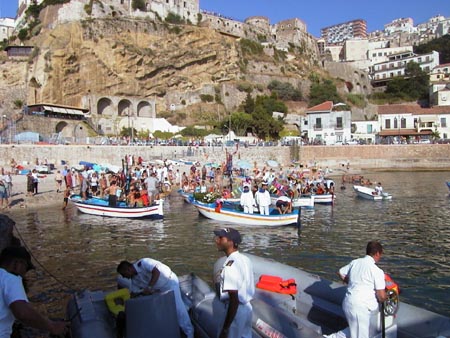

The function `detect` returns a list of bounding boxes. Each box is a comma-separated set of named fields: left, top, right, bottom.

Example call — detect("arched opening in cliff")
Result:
left=118, top=99, right=133, bottom=117
left=55, top=121, right=70, bottom=138
left=137, top=101, right=153, bottom=118
left=97, top=98, right=114, bottom=116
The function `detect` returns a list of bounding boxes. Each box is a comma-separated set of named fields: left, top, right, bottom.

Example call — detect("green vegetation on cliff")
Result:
left=414, top=34, right=450, bottom=65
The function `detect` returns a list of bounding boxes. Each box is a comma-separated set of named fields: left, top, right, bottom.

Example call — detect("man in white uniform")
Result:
left=0, top=246, right=67, bottom=338
left=214, top=227, right=255, bottom=338
left=117, top=258, right=194, bottom=338
left=240, top=184, right=255, bottom=214
left=338, top=241, right=387, bottom=338
left=255, top=182, right=271, bottom=215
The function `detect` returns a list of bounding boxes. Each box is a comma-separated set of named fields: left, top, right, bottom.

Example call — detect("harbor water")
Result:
left=8, top=170, right=450, bottom=333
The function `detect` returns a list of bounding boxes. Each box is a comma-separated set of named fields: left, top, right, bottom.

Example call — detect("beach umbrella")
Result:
left=205, top=162, right=220, bottom=168
left=266, top=160, right=279, bottom=167
left=236, top=160, right=252, bottom=169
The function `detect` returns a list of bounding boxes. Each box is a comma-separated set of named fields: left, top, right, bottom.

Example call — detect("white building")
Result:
left=370, top=50, right=439, bottom=86
left=378, top=104, right=450, bottom=141
left=0, top=18, right=15, bottom=42
left=351, top=120, right=379, bottom=144
left=384, top=18, right=415, bottom=35
left=306, top=101, right=352, bottom=145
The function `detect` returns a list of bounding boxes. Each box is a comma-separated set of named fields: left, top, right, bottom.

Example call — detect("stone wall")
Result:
left=1, top=144, right=450, bottom=171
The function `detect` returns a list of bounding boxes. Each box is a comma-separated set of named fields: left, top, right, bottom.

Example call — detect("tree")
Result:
left=268, top=80, right=302, bottom=101
left=414, top=35, right=450, bottom=65
left=309, top=79, right=342, bottom=107
left=242, top=93, right=255, bottom=114
left=230, top=112, right=253, bottom=136
left=250, top=95, right=286, bottom=139
left=386, top=61, right=429, bottom=101
left=131, top=0, right=146, bottom=11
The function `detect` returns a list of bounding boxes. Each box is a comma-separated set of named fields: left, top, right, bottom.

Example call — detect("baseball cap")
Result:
left=0, top=246, right=35, bottom=271
left=214, top=228, right=242, bottom=245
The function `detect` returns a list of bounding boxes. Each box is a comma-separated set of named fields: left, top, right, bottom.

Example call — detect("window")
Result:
left=441, top=118, right=447, bottom=127
left=336, top=117, right=343, bottom=129
left=394, top=118, right=398, bottom=129
left=385, top=119, right=391, bottom=129
left=367, top=124, right=373, bottom=133
left=401, top=118, right=406, bottom=128
left=315, top=118, right=322, bottom=129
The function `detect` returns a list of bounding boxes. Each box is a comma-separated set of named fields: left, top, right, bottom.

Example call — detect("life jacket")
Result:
left=385, top=273, right=399, bottom=295
left=105, top=288, right=131, bottom=316
left=256, top=275, right=297, bottom=295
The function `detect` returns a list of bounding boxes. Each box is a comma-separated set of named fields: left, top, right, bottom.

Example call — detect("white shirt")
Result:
left=130, top=258, right=174, bottom=293
left=255, top=189, right=271, bottom=207
left=0, top=269, right=28, bottom=338
left=339, top=255, right=385, bottom=311
left=219, top=251, right=255, bottom=304
left=240, top=191, right=255, bottom=207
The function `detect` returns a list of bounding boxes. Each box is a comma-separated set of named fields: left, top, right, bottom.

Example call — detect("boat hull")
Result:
left=353, top=185, right=392, bottom=201
left=271, top=195, right=314, bottom=208
left=69, top=195, right=164, bottom=219
left=192, top=201, right=300, bottom=226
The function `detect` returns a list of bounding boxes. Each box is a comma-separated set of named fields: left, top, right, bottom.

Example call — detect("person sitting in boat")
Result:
left=240, top=183, right=255, bottom=214
left=375, top=182, right=383, bottom=195
left=276, top=195, right=292, bottom=214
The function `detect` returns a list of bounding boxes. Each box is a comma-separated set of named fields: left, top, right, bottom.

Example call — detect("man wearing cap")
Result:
left=240, top=183, right=255, bottom=214
left=255, top=182, right=271, bottom=215
left=0, top=246, right=67, bottom=337
left=214, top=228, right=254, bottom=338
left=116, top=258, right=194, bottom=338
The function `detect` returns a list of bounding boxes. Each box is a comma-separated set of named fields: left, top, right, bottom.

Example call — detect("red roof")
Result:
left=378, top=129, right=432, bottom=136
left=307, top=101, right=333, bottom=112
left=378, top=104, right=450, bottom=116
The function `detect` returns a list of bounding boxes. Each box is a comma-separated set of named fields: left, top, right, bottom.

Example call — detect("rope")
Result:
left=13, top=223, right=79, bottom=293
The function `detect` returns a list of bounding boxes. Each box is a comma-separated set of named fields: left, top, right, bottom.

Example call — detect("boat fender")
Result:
left=256, top=275, right=297, bottom=295
left=105, top=288, right=131, bottom=316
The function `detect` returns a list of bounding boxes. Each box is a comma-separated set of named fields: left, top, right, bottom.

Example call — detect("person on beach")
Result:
left=0, top=179, right=9, bottom=209
left=54, top=170, right=63, bottom=193
left=26, top=172, right=34, bottom=197
left=338, top=241, right=387, bottom=338
left=62, top=187, right=71, bottom=210
left=31, top=169, right=39, bottom=195
left=0, top=246, right=68, bottom=337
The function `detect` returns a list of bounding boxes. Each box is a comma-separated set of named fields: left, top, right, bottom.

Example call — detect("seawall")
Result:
left=1, top=144, right=450, bottom=171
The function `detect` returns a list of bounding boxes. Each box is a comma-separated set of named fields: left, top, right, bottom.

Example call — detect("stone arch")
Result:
left=55, top=121, right=71, bottom=137
left=118, top=99, right=133, bottom=116
left=137, top=101, right=152, bottom=118
left=97, top=97, right=115, bottom=116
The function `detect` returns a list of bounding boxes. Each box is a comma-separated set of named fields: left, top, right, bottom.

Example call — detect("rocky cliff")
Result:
left=2, top=8, right=371, bottom=125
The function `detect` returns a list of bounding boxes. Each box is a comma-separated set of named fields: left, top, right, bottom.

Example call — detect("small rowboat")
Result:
left=192, top=200, right=300, bottom=226
left=353, top=185, right=392, bottom=201
left=69, top=195, right=164, bottom=218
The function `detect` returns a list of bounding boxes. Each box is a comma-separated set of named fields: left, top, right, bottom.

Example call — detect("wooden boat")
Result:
left=271, top=195, right=314, bottom=208
left=310, top=193, right=335, bottom=205
left=67, top=254, right=450, bottom=338
left=69, top=194, right=164, bottom=219
left=353, top=185, right=392, bottom=201
left=191, top=200, right=300, bottom=226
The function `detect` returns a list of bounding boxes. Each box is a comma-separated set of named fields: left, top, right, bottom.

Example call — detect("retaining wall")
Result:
left=1, top=144, right=450, bottom=171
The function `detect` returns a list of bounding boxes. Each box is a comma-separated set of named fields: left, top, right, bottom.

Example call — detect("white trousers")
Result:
left=259, top=205, right=269, bottom=215
left=165, top=276, right=194, bottom=338
left=342, top=296, right=377, bottom=338
left=243, top=205, right=254, bottom=214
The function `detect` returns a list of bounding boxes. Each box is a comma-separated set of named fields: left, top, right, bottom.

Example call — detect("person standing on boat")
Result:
left=255, top=182, right=271, bottom=215
left=105, top=180, right=119, bottom=207
left=338, top=241, right=387, bottom=338
left=375, top=182, right=383, bottom=196
left=240, top=183, right=255, bottom=214
left=0, top=246, right=68, bottom=337
left=214, top=228, right=254, bottom=338
left=116, top=258, right=194, bottom=338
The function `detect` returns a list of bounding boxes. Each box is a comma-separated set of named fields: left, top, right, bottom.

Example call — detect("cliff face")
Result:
left=2, top=13, right=329, bottom=123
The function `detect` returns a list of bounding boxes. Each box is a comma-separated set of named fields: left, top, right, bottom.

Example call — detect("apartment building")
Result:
left=0, top=18, right=15, bottom=42
left=321, top=19, right=367, bottom=45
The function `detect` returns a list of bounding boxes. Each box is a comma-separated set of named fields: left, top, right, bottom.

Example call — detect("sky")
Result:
left=1, top=0, right=449, bottom=37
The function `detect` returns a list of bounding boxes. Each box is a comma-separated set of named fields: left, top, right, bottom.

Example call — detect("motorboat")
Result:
left=271, top=195, right=315, bottom=208
left=69, top=194, right=164, bottom=219
left=191, top=200, right=300, bottom=227
left=66, top=254, right=450, bottom=338
left=353, top=185, right=392, bottom=201
left=310, top=193, right=335, bottom=205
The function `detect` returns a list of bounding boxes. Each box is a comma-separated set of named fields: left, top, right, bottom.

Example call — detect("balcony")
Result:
left=314, top=124, right=322, bottom=131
